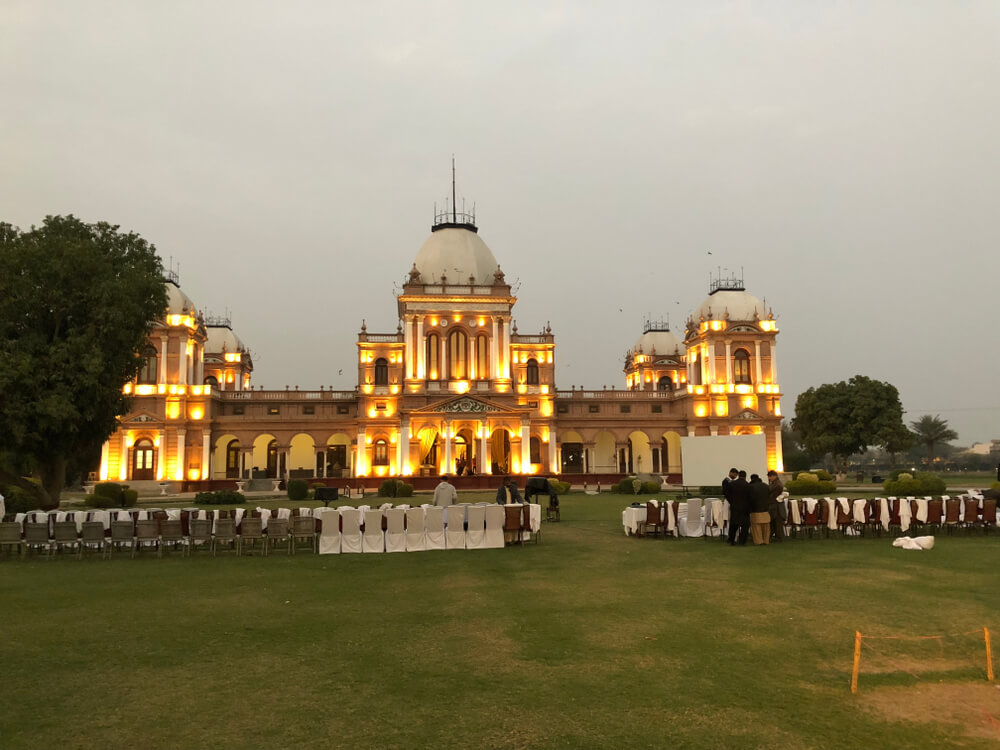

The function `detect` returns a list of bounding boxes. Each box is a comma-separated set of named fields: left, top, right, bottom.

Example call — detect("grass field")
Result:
left=2, top=493, right=998, bottom=749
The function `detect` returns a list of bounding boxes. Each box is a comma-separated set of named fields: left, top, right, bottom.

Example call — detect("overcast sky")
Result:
left=2, top=2, right=998, bottom=446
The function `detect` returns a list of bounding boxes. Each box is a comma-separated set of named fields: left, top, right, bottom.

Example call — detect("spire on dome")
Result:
left=431, top=156, right=477, bottom=233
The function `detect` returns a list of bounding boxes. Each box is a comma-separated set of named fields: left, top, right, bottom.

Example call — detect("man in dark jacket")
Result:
left=727, top=470, right=751, bottom=545
left=748, top=474, right=771, bottom=545
left=767, top=470, right=786, bottom=542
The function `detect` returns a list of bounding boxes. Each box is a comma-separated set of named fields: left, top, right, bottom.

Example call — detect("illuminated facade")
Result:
left=99, top=208, right=783, bottom=486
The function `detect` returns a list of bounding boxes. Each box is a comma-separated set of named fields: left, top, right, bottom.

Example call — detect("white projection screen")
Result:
left=680, top=435, right=767, bottom=487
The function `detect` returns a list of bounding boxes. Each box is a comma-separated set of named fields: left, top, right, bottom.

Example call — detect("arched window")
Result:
left=657, top=375, right=673, bottom=392
left=733, top=349, right=752, bottom=384
left=426, top=333, right=440, bottom=380
left=226, top=439, right=240, bottom=478
left=448, top=329, right=467, bottom=380
left=204, top=375, right=219, bottom=388
left=374, top=357, right=388, bottom=385
left=138, top=345, right=157, bottom=384
left=476, top=334, right=489, bottom=379
left=530, top=436, right=541, bottom=464
left=266, top=440, right=278, bottom=478
left=373, top=439, right=389, bottom=466
left=526, top=358, right=539, bottom=385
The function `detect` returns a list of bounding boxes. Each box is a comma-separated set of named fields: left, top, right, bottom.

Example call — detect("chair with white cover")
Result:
left=445, top=505, right=467, bottom=550
left=385, top=508, right=406, bottom=553
left=424, top=506, right=446, bottom=551
left=316, top=508, right=341, bottom=554
left=465, top=505, right=487, bottom=549
left=340, top=508, right=362, bottom=553
left=404, top=507, right=426, bottom=551
left=484, top=505, right=504, bottom=548
left=362, top=508, right=385, bottom=553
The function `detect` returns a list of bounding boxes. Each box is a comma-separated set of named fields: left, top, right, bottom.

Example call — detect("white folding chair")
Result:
left=445, top=505, right=467, bottom=550
left=404, top=507, right=426, bottom=552
left=424, top=506, right=446, bottom=551
left=340, top=508, right=362, bottom=554
left=484, top=505, right=504, bottom=548
left=385, top=508, right=406, bottom=553
left=465, top=505, right=487, bottom=549
left=362, top=508, right=385, bottom=553
left=317, top=508, right=341, bottom=554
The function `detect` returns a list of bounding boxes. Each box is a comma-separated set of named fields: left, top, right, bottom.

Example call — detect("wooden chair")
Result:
left=52, top=521, right=80, bottom=557
left=265, top=518, right=290, bottom=555
left=886, top=499, right=902, bottom=537
left=801, top=502, right=820, bottom=539
left=24, top=522, right=53, bottom=557
left=188, top=519, right=213, bottom=554
left=0, top=521, right=23, bottom=558
left=943, top=499, right=961, bottom=535
left=80, top=522, right=107, bottom=558
left=239, top=516, right=264, bottom=555
left=108, top=520, right=135, bottom=557
left=521, top=504, right=538, bottom=545
left=785, top=499, right=801, bottom=539
left=133, top=519, right=160, bottom=557
left=961, top=498, right=980, bottom=534
left=158, top=519, right=186, bottom=557
left=639, top=502, right=663, bottom=538
left=290, top=515, right=316, bottom=554
left=212, top=518, right=237, bottom=555
left=834, top=499, right=853, bottom=538
left=545, top=498, right=560, bottom=522
left=982, top=498, right=997, bottom=534
left=503, top=505, right=522, bottom=545
left=926, top=499, right=944, bottom=531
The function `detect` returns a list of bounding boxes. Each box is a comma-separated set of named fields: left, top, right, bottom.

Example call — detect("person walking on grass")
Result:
left=433, top=475, right=458, bottom=507
left=768, top=470, right=786, bottom=542
left=749, top=474, right=771, bottom=545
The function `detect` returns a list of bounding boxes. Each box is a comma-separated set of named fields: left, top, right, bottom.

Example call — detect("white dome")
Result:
left=695, top=290, right=766, bottom=322
left=412, top=227, right=500, bottom=285
left=166, top=282, right=197, bottom=316
left=633, top=330, right=682, bottom=356
left=206, top=326, right=245, bottom=354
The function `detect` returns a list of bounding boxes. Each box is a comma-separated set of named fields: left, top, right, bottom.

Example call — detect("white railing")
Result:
left=217, top=390, right=357, bottom=401
left=556, top=389, right=675, bottom=400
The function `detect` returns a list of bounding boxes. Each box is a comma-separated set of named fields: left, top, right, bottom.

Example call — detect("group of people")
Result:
left=432, top=475, right=559, bottom=508
left=722, top=467, right=785, bottom=546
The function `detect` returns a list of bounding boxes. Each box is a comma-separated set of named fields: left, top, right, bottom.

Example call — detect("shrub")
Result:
left=310, top=483, right=325, bottom=498
left=785, top=477, right=837, bottom=496
left=641, top=481, right=661, bottom=494
left=85, top=492, right=116, bottom=509
left=991, top=481, right=1000, bottom=493
left=287, top=478, right=309, bottom=502
left=883, top=472, right=946, bottom=497
left=700, top=485, right=724, bottom=496
left=194, top=490, right=246, bottom=505
left=2, top=484, right=43, bottom=515
left=378, top=478, right=413, bottom=497
left=122, top=489, right=138, bottom=507
left=549, top=480, right=571, bottom=495
left=94, top=482, right=126, bottom=505
left=396, top=482, right=414, bottom=498
left=814, top=469, right=834, bottom=482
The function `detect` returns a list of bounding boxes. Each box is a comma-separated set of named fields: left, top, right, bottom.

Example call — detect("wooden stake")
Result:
left=986, top=627, right=995, bottom=682
left=851, top=631, right=862, bottom=694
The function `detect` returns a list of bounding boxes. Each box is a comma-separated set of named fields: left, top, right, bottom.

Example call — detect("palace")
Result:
left=99, top=203, right=783, bottom=488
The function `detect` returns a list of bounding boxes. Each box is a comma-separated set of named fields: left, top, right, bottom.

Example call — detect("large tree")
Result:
left=0, top=215, right=167, bottom=507
left=792, top=375, right=909, bottom=472
left=909, top=414, right=958, bottom=464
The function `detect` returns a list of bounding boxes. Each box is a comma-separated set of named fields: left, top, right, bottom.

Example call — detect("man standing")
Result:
left=495, top=476, right=523, bottom=505
left=767, top=470, right=786, bottom=542
left=433, top=475, right=457, bottom=507
left=748, top=474, right=771, bottom=545
left=727, top=470, right=751, bottom=545
left=722, top=467, right=738, bottom=543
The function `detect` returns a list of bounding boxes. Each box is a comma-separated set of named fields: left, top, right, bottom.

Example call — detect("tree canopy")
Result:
left=792, top=375, right=909, bottom=470
left=0, top=215, right=168, bottom=507
left=909, top=414, right=958, bottom=463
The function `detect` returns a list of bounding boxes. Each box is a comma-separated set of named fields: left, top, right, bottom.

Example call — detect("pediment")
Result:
left=412, top=396, right=519, bottom=415
left=735, top=409, right=759, bottom=420
left=123, top=412, right=160, bottom=424
left=654, top=358, right=680, bottom=366
left=729, top=325, right=758, bottom=333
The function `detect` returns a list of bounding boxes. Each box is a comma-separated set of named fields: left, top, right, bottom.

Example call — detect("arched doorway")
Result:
left=132, top=438, right=155, bottom=480
left=490, top=428, right=511, bottom=474
left=455, top=428, right=476, bottom=475
left=225, top=439, right=241, bottom=479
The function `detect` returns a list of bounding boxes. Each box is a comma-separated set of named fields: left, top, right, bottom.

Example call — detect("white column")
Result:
left=707, top=342, right=716, bottom=384
left=194, top=347, right=203, bottom=386
left=356, top=428, right=366, bottom=476
left=480, top=421, right=490, bottom=475
left=416, top=317, right=425, bottom=378
left=520, top=418, right=531, bottom=473
left=769, top=340, right=779, bottom=383
left=491, top=317, right=500, bottom=379
left=282, top=448, right=289, bottom=479
left=440, top=331, right=448, bottom=382
left=100, top=440, right=110, bottom=481
left=179, top=335, right=188, bottom=385
left=443, top=420, right=452, bottom=474
left=175, top=429, right=186, bottom=481
left=398, top=418, right=410, bottom=475
left=158, top=335, right=168, bottom=383
left=548, top=427, right=558, bottom=474
left=404, top=317, right=413, bottom=379
left=119, top=432, right=129, bottom=480
left=201, top=431, right=210, bottom=481
left=318, top=451, right=325, bottom=478
left=725, top=340, right=732, bottom=383
left=755, top=341, right=763, bottom=385
left=773, top=427, right=784, bottom=472
left=156, top=433, right=165, bottom=480
left=500, top=318, right=509, bottom=378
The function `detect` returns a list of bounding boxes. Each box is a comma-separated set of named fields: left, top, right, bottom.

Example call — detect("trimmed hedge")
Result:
left=785, top=473, right=837, bottom=496
left=94, top=482, right=126, bottom=505
left=2, top=484, right=43, bottom=514
left=548, top=480, right=571, bottom=495
left=883, top=472, right=946, bottom=496
left=377, top=479, right=414, bottom=498
left=615, top=477, right=661, bottom=494
left=194, top=490, right=247, bottom=505
left=287, top=478, right=309, bottom=502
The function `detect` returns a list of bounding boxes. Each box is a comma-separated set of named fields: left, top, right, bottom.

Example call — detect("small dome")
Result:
left=695, top=289, right=766, bottom=322
left=412, top=227, right=500, bottom=286
left=206, top=326, right=245, bottom=354
left=166, top=282, right=197, bottom=316
left=633, top=330, right=682, bottom=355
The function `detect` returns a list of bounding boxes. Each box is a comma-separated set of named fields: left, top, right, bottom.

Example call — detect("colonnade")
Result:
left=402, top=314, right=511, bottom=381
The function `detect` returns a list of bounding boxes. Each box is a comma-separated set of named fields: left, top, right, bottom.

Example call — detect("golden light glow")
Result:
left=547, top=353, right=553, bottom=363
left=123, top=383, right=133, bottom=394
left=756, top=384, right=779, bottom=394
left=168, top=314, right=196, bottom=328
left=773, top=401, right=782, bottom=417
left=540, top=401, right=552, bottom=417
left=709, top=320, right=725, bottom=331
left=189, top=406, right=204, bottom=420
left=125, top=433, right=135, bottom=448
left=454, top=381, right=470, bottom=394
left=540, top=385, right=549, bottom=394
left=173, top=465, right=184, bottom=481
left=430, top=317, right=438, bottom=326
left=224, top=352, right=241, bottom=363
left=453, top=314, right=461, bottom=322
left=541, top=427, right=549, bottom=441
left=390, top=385, right=400, bottom=394
left=517, top=384, right=527, bottom=394
left=477, top=317, right=485, bottom=326
left=365, top=436, right=373, bottom=444
left=695, top=404, right=707, bottom=418
left=375, top=466, right=387, bottom=477
left=153, top=436, right=160, bottom=447
left=368, top=408, right=377, bottom=418
left=362, top=384, right=373, bottom=394
left=188, top=468, right=201, bottom=480
left=735, top=384, right=752, bottom=395
left=741, top=396, right=756, bottom=409
left=134, top=384, right=157, bottom=396
left=402, top=463, right=413, bottom=476
left=759, top=320, right=777, bottom=332
left=226, top=372, right=234, bottom=383
left=165, top=400, right=180, bottom=419
left=715, top=401, right=728, bottom=417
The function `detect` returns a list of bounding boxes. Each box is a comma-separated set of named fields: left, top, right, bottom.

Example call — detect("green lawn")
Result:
left=2, top=494, right=998, bottom=749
